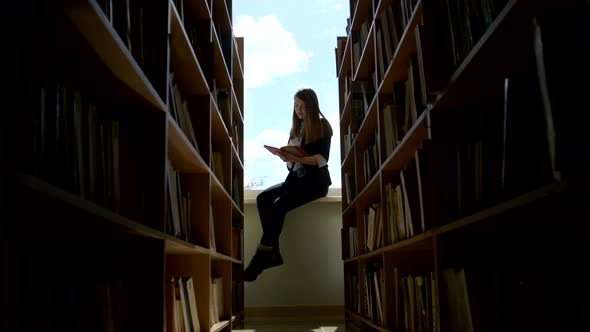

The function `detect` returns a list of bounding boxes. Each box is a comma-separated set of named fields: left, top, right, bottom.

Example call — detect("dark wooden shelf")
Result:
left=382, top=109, right=430, bottom=172
left=170, top=1, right=210, bottom=96
left=432, top=0, right=532, bottom=112
left=15, top=174, right=165, bottom=240
left=167, top=115, right=209, bottom=173
left=64, top=0, right=166, bottom=111
left=378, top=2, right=422, bottom=96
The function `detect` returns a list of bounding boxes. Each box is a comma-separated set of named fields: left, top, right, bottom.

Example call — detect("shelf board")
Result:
left=378, top=1, right=422, bottom=96
left=354, top=101, right=379, bottom=152
left=342, top=202, right=357, bottom=221
left=211, top=250, right=240, bottom=263
left=345, top=309, right=388, bottom=332
left=211, top=96, right=231, bottom=144
left=342, top=188, right=360, bottom=216
left=350, top=0, right=373, bottom=33
left=231, top=86, right=244, bottom=124
left=341, top=144, right=355, bottom=173
left=382, top=108, right=430, bottom=172
left=355, top=171, right=381, bottom=208
left=385, top=229, right=434, bottom=252
left=436, top=181, right=566, bottom=237
left=340, top=84, right=353, bottom=122
left=183, top=0, right=211, bottom=20
left=167, top=115, right=209, bottom=173
left=231, top=143, right=244, bottom=171
left=231, top=314, right=243, bottom=324
left=354, top=230, right=434, bottom=261
left=337, top=36, right=351, bottom=78
left=232, top=36, right=244, bottom=80
left=211, top=25, right=232, bottom=89
left=16, top=174, right=165, bottom=240
left=432, top=0, right=532, bottom=111
left=232, top=209, right=245, bottom=228
left=231, top=190, right=244, bottom=213
left=165, top=236, right=210, bottom=255
left=353, top=22, right=376, bottom=81
left=211, top=173, right=232, bottom=203
left=340, top=145, right=353, bottom=171
left=170, top=1, right=210, bottom=95
left=212, top=0, right=232, bottom=33
left=211, top=320, right=231, bottom=332
left=64, top=0, right=165, bottom=111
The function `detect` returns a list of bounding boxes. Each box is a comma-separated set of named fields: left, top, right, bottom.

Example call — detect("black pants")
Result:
left=257, top=175, right=329, bottom=248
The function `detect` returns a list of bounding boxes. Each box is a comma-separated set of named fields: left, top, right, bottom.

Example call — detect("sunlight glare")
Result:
left=320, top=327, right=341, bottom=332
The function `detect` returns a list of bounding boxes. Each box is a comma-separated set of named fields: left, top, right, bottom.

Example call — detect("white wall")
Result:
left=243, top=190, right=343, bottom=307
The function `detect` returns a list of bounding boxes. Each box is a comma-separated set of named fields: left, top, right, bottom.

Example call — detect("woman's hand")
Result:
left=279, top=153, right=296, bottom=170
left=283, top=152, right=319, bottom=166
left=280, top=152, right=298, bottom=163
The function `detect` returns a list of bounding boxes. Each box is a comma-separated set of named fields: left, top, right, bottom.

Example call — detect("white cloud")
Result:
left=234, top=14, right=313, bottom=88
left=244, top=128, right=290, bottom=160
left=243, top=128, right=291, bottom=189
left=312, top=0, right=344, bottom=12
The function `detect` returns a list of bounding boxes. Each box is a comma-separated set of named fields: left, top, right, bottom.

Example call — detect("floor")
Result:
left=233, top=315, right=349, bottom=332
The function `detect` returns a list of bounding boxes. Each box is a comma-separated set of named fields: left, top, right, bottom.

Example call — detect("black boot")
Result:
left=243, top=246, right=283, bottom=282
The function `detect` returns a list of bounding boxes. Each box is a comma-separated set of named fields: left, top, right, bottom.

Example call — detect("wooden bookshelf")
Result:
left=336, top=0, right=589, bottom=331
left=6, top=0, right=244, bottom=331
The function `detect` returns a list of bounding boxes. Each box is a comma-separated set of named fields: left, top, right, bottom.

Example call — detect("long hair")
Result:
left=289, top=88, right=332, bottom=143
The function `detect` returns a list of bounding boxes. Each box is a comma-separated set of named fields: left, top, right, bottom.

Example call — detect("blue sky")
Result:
left=233, top=0, right=349, bottom=190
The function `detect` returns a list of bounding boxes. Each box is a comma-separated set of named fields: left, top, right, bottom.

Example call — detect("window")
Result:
left=234, top=0, right=349, bottom=191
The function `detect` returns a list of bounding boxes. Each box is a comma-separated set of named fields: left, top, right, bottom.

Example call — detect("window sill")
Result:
left=244, top=188, right=342, bottom=205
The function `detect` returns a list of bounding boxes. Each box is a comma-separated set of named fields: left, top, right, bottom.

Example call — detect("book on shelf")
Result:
left=170, top=73, right=200, bottom=154
left=441, top=267, right=474, bottom=332
left=216, top=88, right=231, bottom=130
left=335, top=36, right=346, bottom=74
left=341, top=225, right=357, bottom=259
left=231, top=227, right=242, bottom=260
left=263, top=144, right=308, bottom=158
left=421, top=0, right=459, bottom=91
left=169, top=277, right=185, bottom=332
left=531, top=8, right=590, bottom=179
left=96, top=281, right=120, bottom=332
left=209, top=277, right=223, bottom=325
left=97, top=0, right=113, bottom=22
left=177, top=276, right=193, bottom=332
left=166, top=278, right=180, bottom=332
left=231, top=174, right=240, bottom=205
left=215, top=277, right=223, bottom=322
left=128, top=1, right=145, bottom=67
left=398, top=271, right=435, bottom=331
left=350, top=226, right=358, bottom=257
left=399, top=169, right=414, bottom=238
left=502, top=67, right=553, bottom=198
left=212, top=151, right=224, bottom=186
left=365, top=205, right=376, bottom=252
left=401, top=154, right=426, bottom=236
left=185, top=277, right=201, bottom=332
left=172, top=0, right=184, bottom=22
left=209, top=204, right=216, bottom=251
left=112, top=0, right=132, bottom=49
left=166, top=159, right=182, bottom=238
left=231, top=124, right=240, bottom=155
left=373, top=268, right=384, bottom=326
left=365, top=203, right=383, bottom=252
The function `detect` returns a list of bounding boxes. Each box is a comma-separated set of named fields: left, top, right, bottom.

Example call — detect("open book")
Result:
left=264, top=144, right=308, bottom=158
